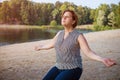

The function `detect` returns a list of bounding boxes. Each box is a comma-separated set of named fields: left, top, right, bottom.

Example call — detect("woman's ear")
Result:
left=72, top=20, right=75, bottom=25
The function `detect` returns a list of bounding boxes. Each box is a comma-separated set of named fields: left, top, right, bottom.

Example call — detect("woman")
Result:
left=35, top=10, right=116, bottom=80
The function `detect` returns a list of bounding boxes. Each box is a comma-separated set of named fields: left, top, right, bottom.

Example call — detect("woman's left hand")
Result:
left=102, top=58, right=116, bottom=67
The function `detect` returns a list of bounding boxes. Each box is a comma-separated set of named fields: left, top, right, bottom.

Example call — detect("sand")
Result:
left=0, top=29, right=120, bottom=80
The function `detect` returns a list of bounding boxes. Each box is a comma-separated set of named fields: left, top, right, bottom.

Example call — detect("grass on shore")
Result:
left=0, top=24, right=118, bottom=31
left=0, top=24, right=92, bottom=30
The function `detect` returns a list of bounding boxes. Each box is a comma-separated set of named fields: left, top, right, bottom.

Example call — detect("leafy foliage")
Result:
left=0, top=0, right=119, bottom=30
left=50, top=20, right=57, bottom=27
left=93, top=25, right=113, bottom=31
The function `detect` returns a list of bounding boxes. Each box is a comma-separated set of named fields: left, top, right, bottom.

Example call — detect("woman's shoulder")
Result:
left=74, top=29, right=83, bottom=36
left=55, top=30, right=64, bottom=37
left=59, top=30, right=64, bottom=33
left=57, top=30, right=64, bottom=35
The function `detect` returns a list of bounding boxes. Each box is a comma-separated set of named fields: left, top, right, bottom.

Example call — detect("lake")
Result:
left=0, top=26, right=92, bottom=46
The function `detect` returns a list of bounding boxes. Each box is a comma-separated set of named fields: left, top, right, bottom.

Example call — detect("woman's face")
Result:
left=61, top=12, right=75, bottom=27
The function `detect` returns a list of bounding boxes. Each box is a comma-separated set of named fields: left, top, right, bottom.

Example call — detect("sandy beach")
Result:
left=0, top=29, right=120, bottom=80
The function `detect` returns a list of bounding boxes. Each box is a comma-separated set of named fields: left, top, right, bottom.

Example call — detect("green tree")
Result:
left=97, top=10, right=107, bottom=26
left=54, top=1, right=62, bottom=24
left=0, top=3, right=2, bottom=23
left=20, top=0, right=39, bottom=25
left=59, top=4, right=67, bottom=12
left=90, top=9, right=96, bottom=22
left=52, top=9, right=59, bottom=19
left=1, top=0, right=119, bottom=28
left=98, top=4, right=110, bottom=16
left=20, top=0, right=29, bottom=24
left=9, top=0, right=23, bottom=24
left=113, top=3, right=120, bottom=28
left=33, top=3, right=42, bottom=25
left=108, top=12, right=115, bottom=27
left=82, top=7, right=92, bottom=24
left=50, top=20, right=57, bottom=27
left=96, top=4, right=111, bottom=26
left=59, top=2, right=76, bottom=12
left=0, top=1, right=10, bottom=23
left=55, top=1, right=62, bottom=9
left=77, top=6, right=92, bottom=24
left=76, top=5, right=84, bottom=24
left=0, top=2, right=2, bottom=7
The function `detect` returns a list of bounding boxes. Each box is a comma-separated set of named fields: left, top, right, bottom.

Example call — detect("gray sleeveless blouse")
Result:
left=54, top=30, right=82, bottom=69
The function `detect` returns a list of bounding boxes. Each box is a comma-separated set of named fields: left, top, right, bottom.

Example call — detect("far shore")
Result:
left=0, top=29, right=120, bottom=80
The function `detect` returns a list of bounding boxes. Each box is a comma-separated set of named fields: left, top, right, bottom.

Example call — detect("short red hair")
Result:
left=61, top=10, right=78, bottom=28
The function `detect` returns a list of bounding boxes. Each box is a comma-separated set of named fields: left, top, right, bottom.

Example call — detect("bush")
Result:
left=93, top=25, right=101, bottom=31
left=50, top=20, right=57, bottom=27
left=93, top=25, right=113, bottom=31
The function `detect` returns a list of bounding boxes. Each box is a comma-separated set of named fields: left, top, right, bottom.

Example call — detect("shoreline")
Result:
left=0, top=29, right=120, bottom=80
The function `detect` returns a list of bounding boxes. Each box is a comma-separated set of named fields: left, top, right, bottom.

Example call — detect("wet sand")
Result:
left=0, top=29, right=120, bottom=80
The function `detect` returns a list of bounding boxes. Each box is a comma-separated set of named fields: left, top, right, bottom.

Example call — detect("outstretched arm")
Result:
left=78, top=34, right=116, bottom=67
left=34, top=31, right=60, bottom=51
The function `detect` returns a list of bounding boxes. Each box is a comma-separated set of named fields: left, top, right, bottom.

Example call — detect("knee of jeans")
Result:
left=42, top=77, right=49, bottom=80
left=42, top=76, right=51, bottom=80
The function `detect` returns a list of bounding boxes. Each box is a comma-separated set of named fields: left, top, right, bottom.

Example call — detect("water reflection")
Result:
left=0, top=28, right=56, bottom=46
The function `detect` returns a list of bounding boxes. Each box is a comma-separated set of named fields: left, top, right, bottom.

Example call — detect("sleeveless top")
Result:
left=54, top=30, right=82, bottom=69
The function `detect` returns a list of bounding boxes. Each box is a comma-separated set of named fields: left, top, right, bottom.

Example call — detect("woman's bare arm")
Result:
left=78, top=34, right=116, bottom=67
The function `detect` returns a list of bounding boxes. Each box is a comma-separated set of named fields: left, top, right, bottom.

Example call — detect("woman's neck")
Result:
left=64, top=26, right=74, bottom=33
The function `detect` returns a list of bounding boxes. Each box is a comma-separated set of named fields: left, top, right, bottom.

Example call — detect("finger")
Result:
left=104, top=59, right=112, bottom=67
left=103, top=61, right=110, bottom=67
left=108, top=59, right=116, bottom=65
left=107, top=61, right=116, bottom=67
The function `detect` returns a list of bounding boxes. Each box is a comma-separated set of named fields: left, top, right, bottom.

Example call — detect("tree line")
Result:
left=0, top=0, right=120, bottom=28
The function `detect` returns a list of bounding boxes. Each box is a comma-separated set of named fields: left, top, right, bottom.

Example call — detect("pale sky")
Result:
left=31, top=0, right=120, bottom=9
left=0, top=0, right=119, bottom=9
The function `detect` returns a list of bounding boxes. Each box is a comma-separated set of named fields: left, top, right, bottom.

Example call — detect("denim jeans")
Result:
left=42, top=66, right=83, bottom=80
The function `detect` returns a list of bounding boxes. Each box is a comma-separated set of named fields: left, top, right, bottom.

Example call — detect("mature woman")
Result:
left=35, top=10, right=116, bottom=80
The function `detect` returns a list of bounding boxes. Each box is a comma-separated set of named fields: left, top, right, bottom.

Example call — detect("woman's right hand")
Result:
left=102, top=58, right=116, bottom=67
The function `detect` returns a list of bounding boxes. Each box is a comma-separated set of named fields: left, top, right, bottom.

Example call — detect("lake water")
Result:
left=0, top=28, right=92, bottom=46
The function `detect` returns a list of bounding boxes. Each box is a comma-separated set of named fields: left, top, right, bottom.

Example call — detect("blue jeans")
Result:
left=42, top=66, right=83, bottom=80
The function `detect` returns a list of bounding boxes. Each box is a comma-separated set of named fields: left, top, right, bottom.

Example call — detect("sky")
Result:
left=32, top=0, right=120, bottom=9
left=0, top=0, right=120, bottom=9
